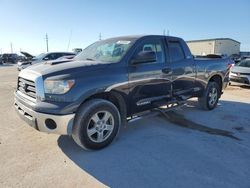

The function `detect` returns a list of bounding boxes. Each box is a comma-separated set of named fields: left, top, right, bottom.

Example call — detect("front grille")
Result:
left=17, top=77, right=36, bottom=99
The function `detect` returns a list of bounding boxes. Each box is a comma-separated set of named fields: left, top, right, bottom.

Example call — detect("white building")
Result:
left=186, top=38, right=240, bottom=56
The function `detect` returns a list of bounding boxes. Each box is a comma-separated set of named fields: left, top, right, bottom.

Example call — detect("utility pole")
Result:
left=67, top=30, right=72, bottom=51
left=10, top=42, right=13, bottom=53
left=99, top=33, right=102, bottom=40
left=45, top=33, right=49, bottom=52
left=163, top=29, right=170, bottom=36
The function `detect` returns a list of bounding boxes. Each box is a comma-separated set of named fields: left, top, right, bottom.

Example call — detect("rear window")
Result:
left=168, top=41, right=185, bottom=62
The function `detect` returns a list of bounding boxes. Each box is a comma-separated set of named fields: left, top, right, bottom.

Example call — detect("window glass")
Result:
left=45, top=54, right=55, bottom=60
left=134, top=38, right=165, bottom=64
left=237, top=60, right=250, bottom=67
left=74, top=39, right=133, bottom=63
left=55, top=53, right=64, bottom=59
left=168, top=41, right=185, bottom=62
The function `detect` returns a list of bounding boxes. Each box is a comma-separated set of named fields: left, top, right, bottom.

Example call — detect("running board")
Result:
left=136, top=94, right=171, bottom=106
left=128, top=100, right=186, bottom=123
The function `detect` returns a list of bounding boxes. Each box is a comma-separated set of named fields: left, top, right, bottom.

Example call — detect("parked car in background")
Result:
left=1, top=53, right=18, bottom=64
left=0, top=55, right=2, bottom=64
left=56, top=54, right=76, bottom=60
left=17, top=52, right=75, bottom=71
left=19, top=51, right=34, bottom=61
left=230, top=58, right=250, bottom=85
left=72, top=48, right=83, bottom=54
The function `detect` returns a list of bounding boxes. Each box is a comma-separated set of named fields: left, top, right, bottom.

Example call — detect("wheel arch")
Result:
left=78, top=90, right=128, bottom=124
left=208, top=74, right=223, bottom=95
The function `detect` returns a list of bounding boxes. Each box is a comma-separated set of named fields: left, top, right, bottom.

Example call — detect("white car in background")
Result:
left=230, top=58, right=250, bottom=85
left=17, top=52, right=75, bottom=71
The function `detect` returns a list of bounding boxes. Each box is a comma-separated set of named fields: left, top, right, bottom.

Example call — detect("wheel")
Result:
left=198, top=82, right=220, bottom=110
left=72, top=99, right=121, bottom=150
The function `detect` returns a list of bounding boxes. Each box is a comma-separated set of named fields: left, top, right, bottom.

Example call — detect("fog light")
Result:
left=45, top=119, right=57, bottom=130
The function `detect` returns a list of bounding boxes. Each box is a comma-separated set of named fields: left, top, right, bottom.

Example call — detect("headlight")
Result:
left=44, top=79, right=75, bottom=94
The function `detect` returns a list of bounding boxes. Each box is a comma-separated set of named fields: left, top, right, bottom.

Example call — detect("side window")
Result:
left=133, top=38, right=165, bottom=64
left=44, top=54, right=50, bottom=60
left=46, top=53, right=60, bottom=60
left=56, top=53, right=64, bottom=59
left=168, top=41, right=185, bottom=62
left=65, top=53, right=74, bottom=56
left=43, top=53, right=55, bottom=60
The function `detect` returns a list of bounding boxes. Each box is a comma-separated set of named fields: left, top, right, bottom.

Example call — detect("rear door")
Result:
left=167, top=40, right=196, bottom=97
left=128, top=36, right=172, bottom=113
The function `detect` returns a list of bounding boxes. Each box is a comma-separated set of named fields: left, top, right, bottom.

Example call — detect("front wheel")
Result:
left=198, top=82, right=220, bottom=110
left=72, top=99, right=121, bottom=150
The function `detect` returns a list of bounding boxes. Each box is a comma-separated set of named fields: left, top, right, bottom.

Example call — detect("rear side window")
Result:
left=56, top=53, right=65, bottom=59
left=168, top=41, right=185, bottom=62
left=47, top=53, right=62, bottom=60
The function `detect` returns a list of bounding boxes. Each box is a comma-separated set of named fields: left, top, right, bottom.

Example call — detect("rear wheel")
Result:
left=72, top=99, right=121, bottom=150
left=198, top=82, right=220, bottom=110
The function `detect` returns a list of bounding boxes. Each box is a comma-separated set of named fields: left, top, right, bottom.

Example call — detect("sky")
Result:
left=0, top=0, right=249, bottom=55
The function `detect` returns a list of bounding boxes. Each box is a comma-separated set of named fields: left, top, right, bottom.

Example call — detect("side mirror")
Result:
left=131, top=51, right=156, bottom=65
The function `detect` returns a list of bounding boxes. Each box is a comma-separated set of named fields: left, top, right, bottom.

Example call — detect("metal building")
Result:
left=186, top=38, right=240, bottom=56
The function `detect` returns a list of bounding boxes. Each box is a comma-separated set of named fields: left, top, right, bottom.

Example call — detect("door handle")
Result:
left=162, top=67, right=172, bottom=74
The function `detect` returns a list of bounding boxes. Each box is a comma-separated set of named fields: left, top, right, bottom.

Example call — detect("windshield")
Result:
left=237, top=60, right=250, bottom=68
left=74, top=39, right=133, bottom=63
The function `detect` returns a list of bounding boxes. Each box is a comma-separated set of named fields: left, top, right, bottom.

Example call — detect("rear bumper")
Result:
left=14, top=97, right=75, bottom=135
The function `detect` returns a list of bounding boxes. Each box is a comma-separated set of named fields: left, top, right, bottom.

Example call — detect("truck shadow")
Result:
left=159, top=110, right=240, bottom=140
left=57, top=100, right=250, bottom=187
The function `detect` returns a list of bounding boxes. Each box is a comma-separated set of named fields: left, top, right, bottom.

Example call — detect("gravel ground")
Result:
left=0, top=64, right=250, bottom=188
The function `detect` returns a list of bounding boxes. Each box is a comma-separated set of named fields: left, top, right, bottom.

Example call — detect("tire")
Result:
left=72, top=99, right=121, bottom=150
left=198, top=82, right=220, bottom=110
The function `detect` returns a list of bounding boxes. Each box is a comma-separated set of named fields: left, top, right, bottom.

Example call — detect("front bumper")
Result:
left=17, top=63, right=30, bottom=71
left=229, top=73, right=250, bottom=85
left=14, top=97, right=75, bottom=135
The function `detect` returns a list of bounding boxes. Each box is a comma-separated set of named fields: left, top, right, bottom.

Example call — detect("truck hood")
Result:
left=23, top=59, right=112, bottom=78
left=231, top=66, right=250, bottom=74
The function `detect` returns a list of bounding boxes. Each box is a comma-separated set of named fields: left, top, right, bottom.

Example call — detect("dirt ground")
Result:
left=0, top=64, right=250, bottom=188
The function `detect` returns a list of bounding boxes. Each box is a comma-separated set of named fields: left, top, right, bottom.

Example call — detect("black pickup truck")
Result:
left=14, top=35, right=232, bottom=150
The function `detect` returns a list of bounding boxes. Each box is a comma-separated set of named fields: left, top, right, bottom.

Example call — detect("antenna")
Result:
left=99, top=33, right=102, bottom=40
left=163, top=29, right=166, bottom=36
left=167, top=30, right=169, bottom=36
left=67, top=30, right=72, bottom=51
left=45, top=33, right=49, bottom=52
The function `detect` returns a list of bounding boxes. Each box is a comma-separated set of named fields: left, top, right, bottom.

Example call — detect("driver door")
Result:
left=128, top=37, right=172, bottom=114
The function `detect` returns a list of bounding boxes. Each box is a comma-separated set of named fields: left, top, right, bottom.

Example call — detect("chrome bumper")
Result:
left=229, top=73, right=250, bottom=85
left=14, top=97, right=75, bottom=135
